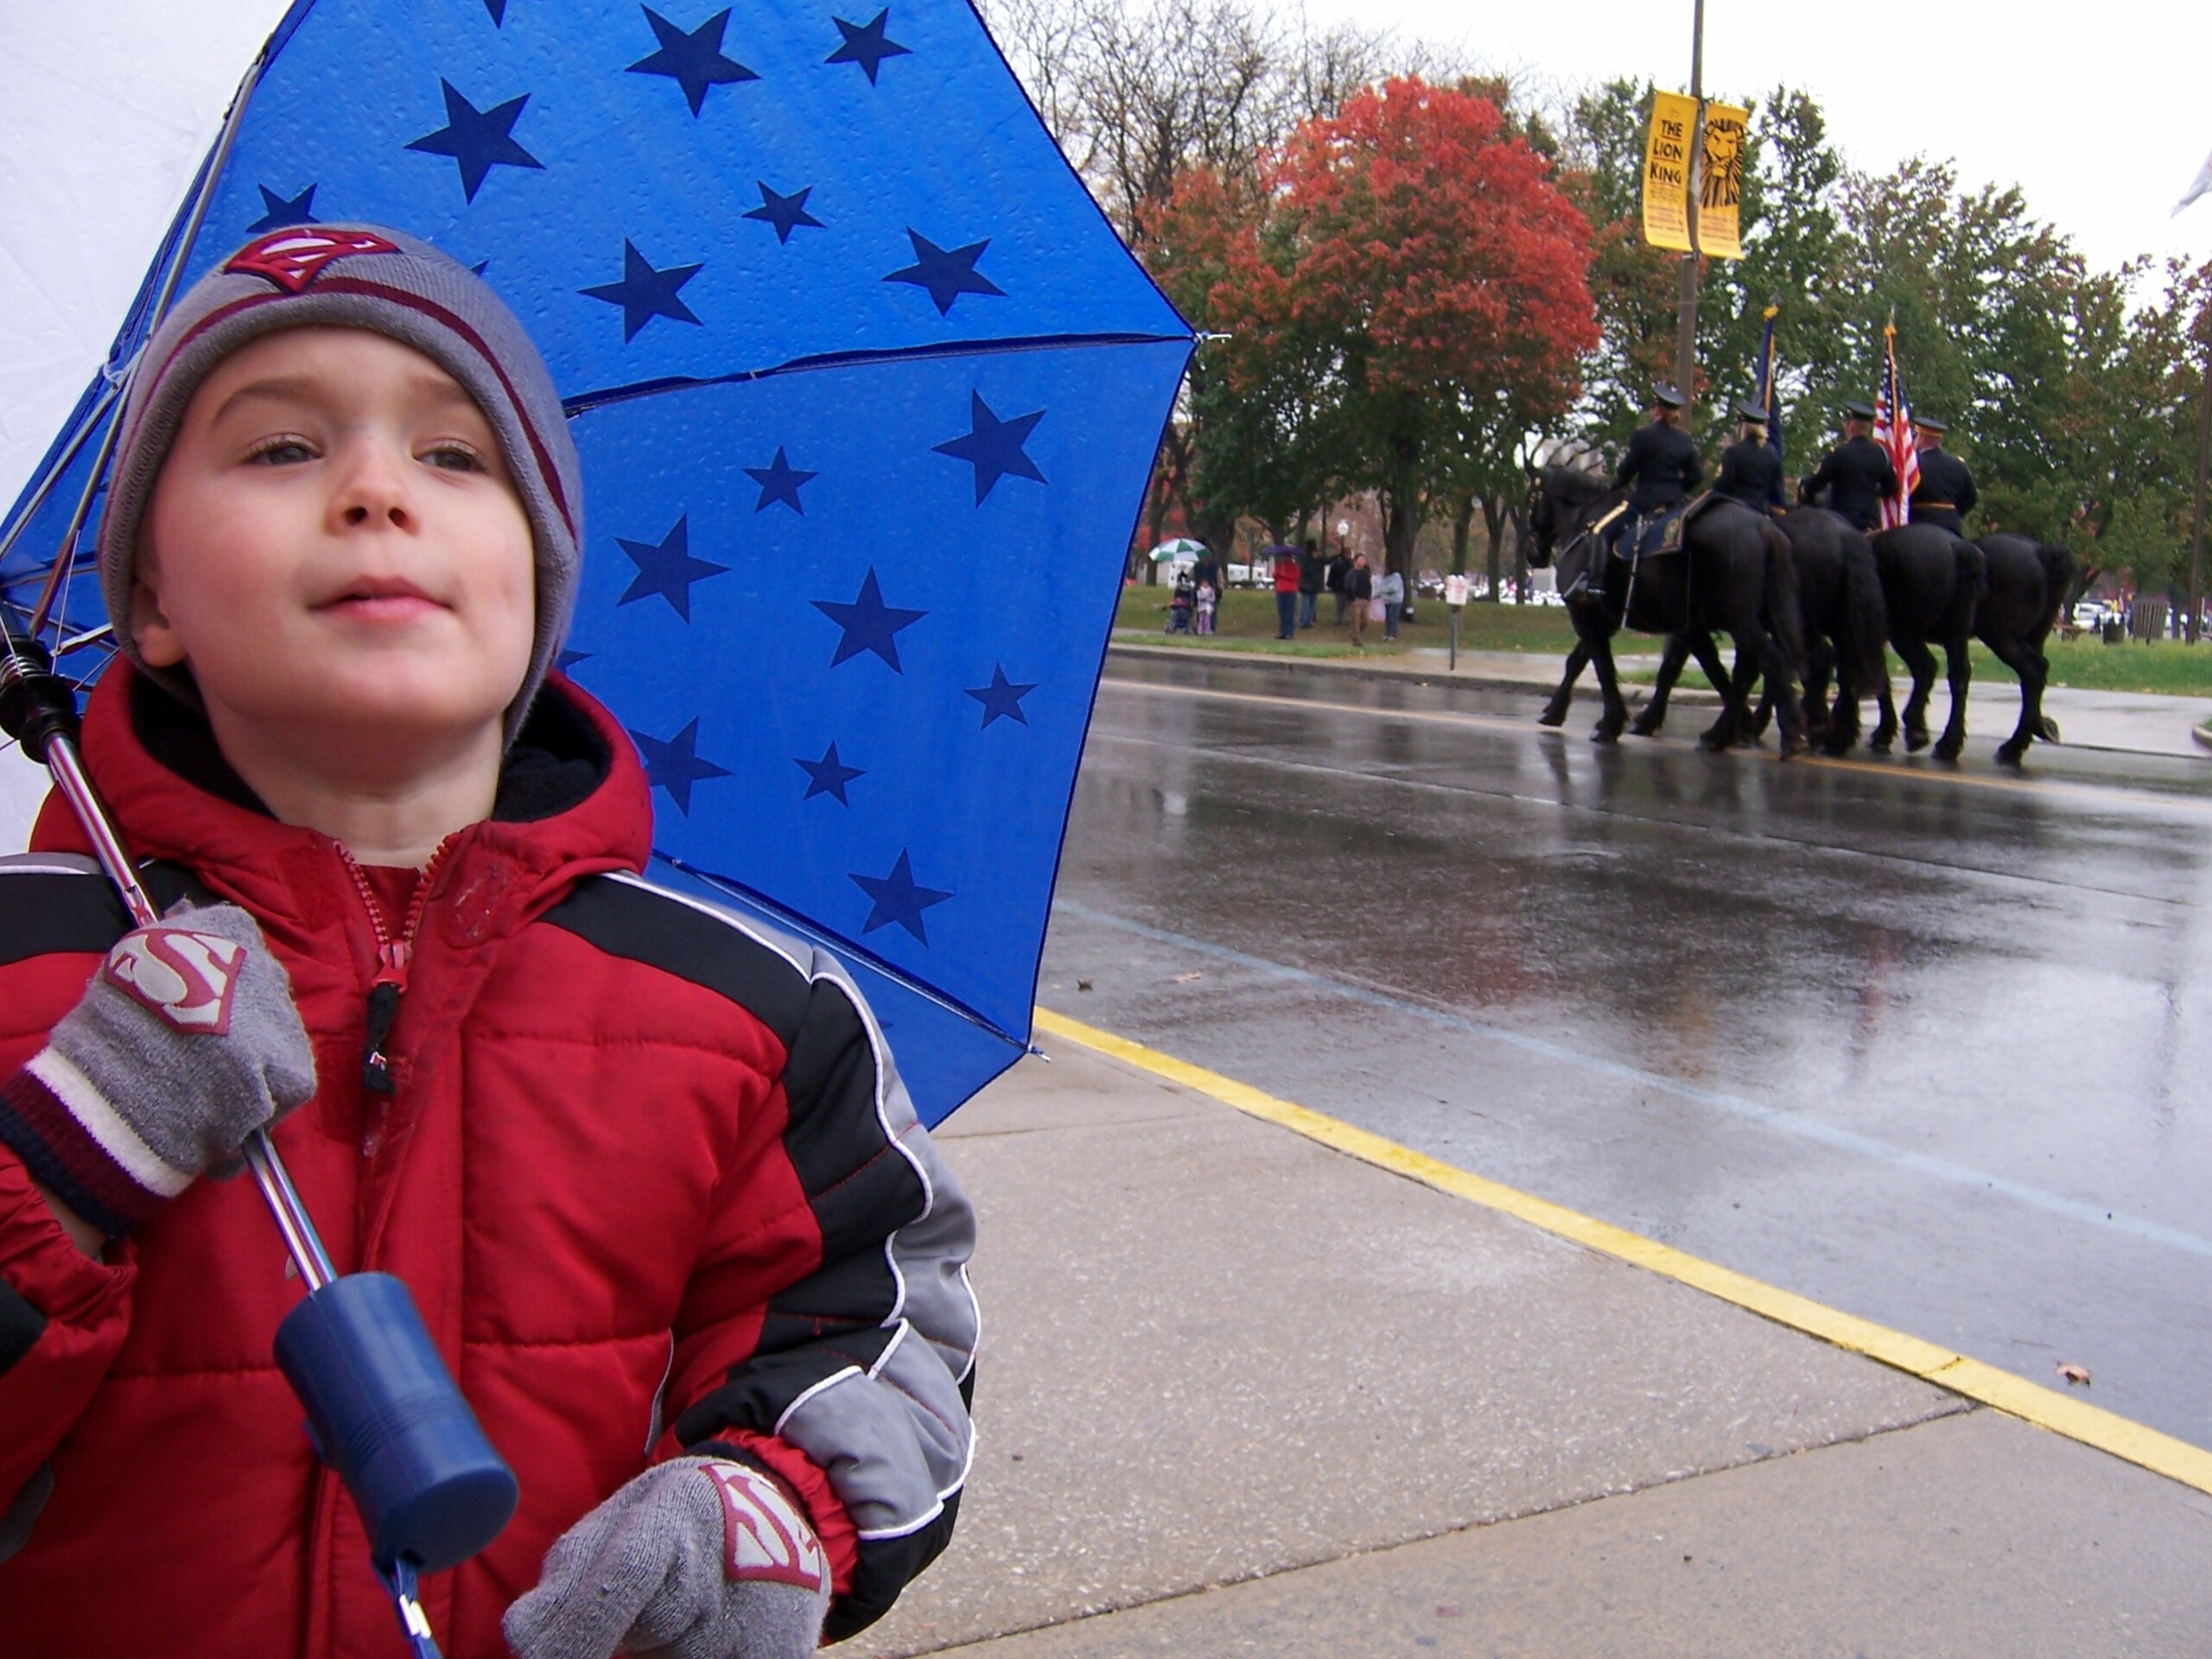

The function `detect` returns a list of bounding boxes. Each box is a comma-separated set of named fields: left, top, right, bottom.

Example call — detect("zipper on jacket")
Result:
left=339, top=840, right=452, bottom=1094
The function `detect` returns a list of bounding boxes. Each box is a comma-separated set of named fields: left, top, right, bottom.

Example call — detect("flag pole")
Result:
left=2191, top=324, right=2209, bottom=645
left=1672, top=0, right=1706, bottom=414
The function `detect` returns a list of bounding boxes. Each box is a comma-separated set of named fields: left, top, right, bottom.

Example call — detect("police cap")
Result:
left=1733, top=399, right=1769, bottom=425
left=1651, top=383, right=1687, bottom=410
left=1914, top=413, right=1949, bottom=435
left=1843, top=398, right=1877, bottom=421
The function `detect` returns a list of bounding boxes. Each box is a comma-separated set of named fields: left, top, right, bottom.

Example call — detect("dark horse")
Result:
left=1864, top=524, right=1983, bottom=761
left=1526, top=465, right=1808, bottom=755
left=1597, top=506, right=1887, bottom=757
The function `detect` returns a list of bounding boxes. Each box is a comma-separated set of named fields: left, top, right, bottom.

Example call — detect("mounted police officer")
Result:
left=1798, top=399, right=1897, bottom=532
left=1715, top=399, right=1785, bottom=516
left=1595, top=383, right=1702, bottom=596
left=1909, top=415, right=1978, bottom=536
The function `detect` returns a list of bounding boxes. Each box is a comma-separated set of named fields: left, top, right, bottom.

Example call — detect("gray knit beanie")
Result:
left=99, top=224, right=582, bottom=748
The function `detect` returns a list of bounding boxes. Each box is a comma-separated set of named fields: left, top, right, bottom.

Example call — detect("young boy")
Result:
left=0, top=226, right=977, bottom=1658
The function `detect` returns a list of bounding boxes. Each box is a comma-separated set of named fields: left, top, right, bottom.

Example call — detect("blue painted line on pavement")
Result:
left=1052, top=898, right=2212, bottom=1263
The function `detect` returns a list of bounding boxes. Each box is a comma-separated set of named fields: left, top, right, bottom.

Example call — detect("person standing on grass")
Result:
left=1269, top=542, right=1301, bottom=639
left=1345, top=552, right=1374, bottom=648
left=1326, top=546, right=1351, bottom=623
left=1297, top=538, right=1323, bottom=630
left=1378, top=565, right=1406, bottom=640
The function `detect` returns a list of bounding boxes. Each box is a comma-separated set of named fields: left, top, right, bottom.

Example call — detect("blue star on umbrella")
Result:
left=582, top=240, right=704, bottom=341
left=630, top=719, right=731, bottom=816
left=628, top=7, right=758, bottom=116
left=556, top=647, right=592, bottom=672
left=826, top=9, right=911, bottom=83
left=813, top=569, right=926, bottom=671
left=851, top=850, right=953, bottom=944
left=796, top=742, right=865, bottom=804
left=248, top=183, right=318, bottom=232
left=483, top=0, right=508, bottom=22
left=745, top=182, right=824, bottom=244
left=933, top=392, right=1048, bottom=504
left=406, top=79, right=543, bottom=203
left=884, top=232, right=1005, bottom=316
left=745, top=448, right=818, bottom=514
left=616, top=515, right=728, bottom=621
left=966, top=664, right=1039, bottom=728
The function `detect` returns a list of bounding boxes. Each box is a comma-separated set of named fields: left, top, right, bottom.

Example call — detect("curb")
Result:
left=1033, top=1007, right=2212, bottom=1501
left=1107, top=641, right=1695, bottom=706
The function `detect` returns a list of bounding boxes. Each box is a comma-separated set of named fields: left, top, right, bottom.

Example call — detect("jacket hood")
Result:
left=30, top=664, right=654, bottom=931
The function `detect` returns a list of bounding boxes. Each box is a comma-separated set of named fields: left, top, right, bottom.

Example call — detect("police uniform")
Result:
left=1908, top=416, right=1977, bottom=536
left=1616, top=402, right=1704, bottom=514
left=1715, top=400, right=1784, bottom=515
left=1799, top=400, right=1897, bottom=532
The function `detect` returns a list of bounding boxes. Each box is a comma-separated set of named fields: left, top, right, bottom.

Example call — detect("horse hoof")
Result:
left=1995, top=742, right=2029, bottom=768
left=1628, top=717, right=1662, bottom=739
left=1779, top=734, right=1810, bottom=760
left=1590, top=723, right=1623, bottom=746
left=1905, top=728, right=1932, bottom=753
left=2040, top=718, right=2062, bottom=743
left=1536, top=708, right=1567, bottom=728
left=1934, top=740, right=1964, bottom=765
left=1869, top=740, right=1893, bottom=755
left=1696, top=733, right=1731, bottom=753
left=1821, top=736, right=1853, bottom=758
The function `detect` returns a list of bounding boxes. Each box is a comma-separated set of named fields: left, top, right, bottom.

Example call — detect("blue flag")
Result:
left=0, top=0, right=1196, bottom=1124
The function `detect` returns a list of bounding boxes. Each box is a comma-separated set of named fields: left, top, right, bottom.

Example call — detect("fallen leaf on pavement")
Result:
left=2057, top=1363, right=2091, bottom=1387
left=1173, top=972, right=1203, bottom=982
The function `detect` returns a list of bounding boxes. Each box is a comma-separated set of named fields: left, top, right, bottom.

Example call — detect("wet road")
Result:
left=1041, top=656, right=2212, bottom=1449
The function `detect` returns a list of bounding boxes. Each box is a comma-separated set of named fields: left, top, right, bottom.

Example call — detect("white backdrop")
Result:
left=0, top=1, right=292, bottom=510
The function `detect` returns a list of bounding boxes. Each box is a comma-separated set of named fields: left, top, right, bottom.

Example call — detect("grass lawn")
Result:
left=1113, top=584, right=1580, bottom=656
left=1113, top=583, right=2212, bottom=699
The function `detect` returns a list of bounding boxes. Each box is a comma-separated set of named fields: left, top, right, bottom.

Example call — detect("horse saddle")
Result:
left=1629, top=494, right=1721, bottom=559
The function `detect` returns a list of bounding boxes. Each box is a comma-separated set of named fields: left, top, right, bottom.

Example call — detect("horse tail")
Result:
left=1760, top=518, right=1807, bottom=675
left=1839, top=531, right=1890, bottom=694
left=2034, top=543, right=2078, bottom=641
left=1955, top=536, right=1987, bottom=629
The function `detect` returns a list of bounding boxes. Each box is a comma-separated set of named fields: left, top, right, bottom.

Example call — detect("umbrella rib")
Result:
left=561, top=329, right=1192, bottom=417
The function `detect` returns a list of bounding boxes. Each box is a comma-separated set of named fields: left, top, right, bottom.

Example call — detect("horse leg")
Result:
left=1894, top=638, right=1938, bottom=752
left=1585, top=625, right=1629, bottom=745
left=1802, top=635, right=1834, bottom=747
left=1689, top=632, right=1743, bottom=752
left=1985, top=632, right=2046, bottom=766
left=1933, top=633, right=1973, bottom=763
left=1538, top=639, right=1591, bottom=727
left=1756, top=621, right=1810, bottom=759
left=1631, top=632, right=1695, bottom=736
left=1821, top=640, right=1861, bottom=755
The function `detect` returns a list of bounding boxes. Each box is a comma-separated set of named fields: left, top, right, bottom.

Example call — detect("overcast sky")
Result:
left=1307, top=0, right=2211, bottom=283
left=2, top=0, right=2208, bottom=511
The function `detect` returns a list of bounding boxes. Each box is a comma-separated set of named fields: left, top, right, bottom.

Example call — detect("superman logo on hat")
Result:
left=223, top=226, right=401, bottom=293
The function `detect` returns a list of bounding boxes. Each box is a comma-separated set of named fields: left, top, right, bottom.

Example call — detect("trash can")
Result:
left=2102, top=619, right=2123, bottom=645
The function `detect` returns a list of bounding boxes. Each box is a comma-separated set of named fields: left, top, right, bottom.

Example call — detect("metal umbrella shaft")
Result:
left=0, top=640, right=334, bottom=1288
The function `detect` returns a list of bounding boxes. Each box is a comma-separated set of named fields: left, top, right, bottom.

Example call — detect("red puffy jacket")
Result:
left=0, top=667, right=978, bottom=1656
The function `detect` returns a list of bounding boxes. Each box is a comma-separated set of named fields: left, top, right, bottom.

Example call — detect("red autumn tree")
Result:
left=1204, top=76, right=1599, bottom=574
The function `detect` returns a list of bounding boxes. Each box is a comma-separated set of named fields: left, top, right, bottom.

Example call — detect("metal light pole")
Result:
left=1671, top=0, right=1707, bottom=412
left=2191, top=327, right=2210, bottom=645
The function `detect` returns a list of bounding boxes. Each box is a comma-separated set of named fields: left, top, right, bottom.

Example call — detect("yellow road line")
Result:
left=1100, top=675, right=2212, bottom=816
left=1032, top=1005, right=2212, bottom=1497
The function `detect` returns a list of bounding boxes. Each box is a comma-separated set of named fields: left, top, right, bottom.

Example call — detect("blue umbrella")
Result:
left=0, top=0, right=1193, bottom=1126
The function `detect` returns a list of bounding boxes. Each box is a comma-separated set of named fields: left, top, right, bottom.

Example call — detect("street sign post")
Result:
left=1445, top=574, right=1470, bottom=669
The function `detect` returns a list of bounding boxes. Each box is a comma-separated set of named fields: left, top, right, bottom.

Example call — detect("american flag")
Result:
left=1874, top=318, right=1919, bottom=530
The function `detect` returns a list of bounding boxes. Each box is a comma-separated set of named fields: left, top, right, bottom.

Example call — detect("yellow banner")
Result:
left=1642, top=91, right=1698, bottom=251
left=1699, top=101, right=1749, bottom=260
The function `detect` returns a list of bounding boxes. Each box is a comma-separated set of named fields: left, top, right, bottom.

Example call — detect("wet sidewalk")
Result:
left=854, top=1038, right=2212, bottom=1658
left=1110, top=637, right=2212, bottom=760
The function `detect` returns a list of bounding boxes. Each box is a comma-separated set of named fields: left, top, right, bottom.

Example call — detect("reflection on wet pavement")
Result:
left=1045, top=658, right=2212, bottom=1447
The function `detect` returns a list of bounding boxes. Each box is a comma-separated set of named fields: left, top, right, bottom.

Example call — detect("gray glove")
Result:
left=0, top=902, right=315, bottom=1237
left=504, top=1458, right=831, bottom=1659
